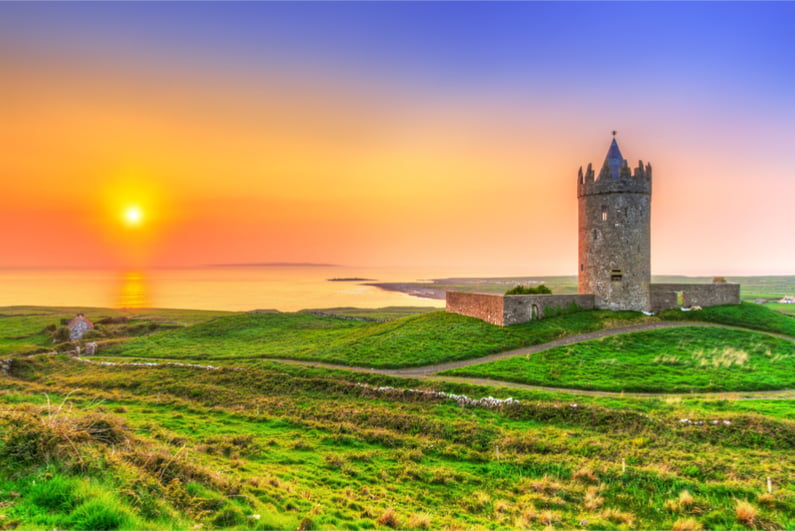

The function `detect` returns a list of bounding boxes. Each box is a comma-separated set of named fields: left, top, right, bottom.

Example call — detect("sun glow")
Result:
left=123, top=206, right=143, bottom=227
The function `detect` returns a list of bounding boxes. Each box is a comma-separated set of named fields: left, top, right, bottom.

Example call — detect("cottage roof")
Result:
left=68, top=313, right=94, bottom=329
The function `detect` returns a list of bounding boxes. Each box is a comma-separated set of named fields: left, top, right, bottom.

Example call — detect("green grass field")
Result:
left=0, top=306, right=229, bottom=356
left=2, top=355, right=794, bottom=530
left=439, top=327, right=795, bottom=392
left=658, top=303, right=795, bottom=336
left=97, top=309, right=665, bottom=368
left=2, top=303, right=795, bottom=529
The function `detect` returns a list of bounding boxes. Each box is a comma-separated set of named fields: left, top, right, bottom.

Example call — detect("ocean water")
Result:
left=0, top=266, right=448, bottom=311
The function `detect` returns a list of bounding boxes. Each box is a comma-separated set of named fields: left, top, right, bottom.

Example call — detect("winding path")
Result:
left=251, top=321, right=795, bottom=398
left=73, top=320, right=795, bottom=399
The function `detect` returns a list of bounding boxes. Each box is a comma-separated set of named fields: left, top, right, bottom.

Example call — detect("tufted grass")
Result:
left=1, top=354, right=794, bottom=529
left=440, top=327, right=795, bottom=392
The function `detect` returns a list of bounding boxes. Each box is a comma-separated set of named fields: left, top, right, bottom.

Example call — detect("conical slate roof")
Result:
left=603, top=138, right=625, bottom=179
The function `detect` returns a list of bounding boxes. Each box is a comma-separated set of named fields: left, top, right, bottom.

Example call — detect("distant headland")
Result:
left=208, top=262, right=339, bottom=268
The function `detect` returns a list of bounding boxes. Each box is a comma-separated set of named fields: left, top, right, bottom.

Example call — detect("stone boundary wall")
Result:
left=445, top=292, right=505, bottom=326
left=650, top=283, right=740, bottom=312
left=504, top=294, right=594, bottom=325
left=445, top=292, right=594, bottom=326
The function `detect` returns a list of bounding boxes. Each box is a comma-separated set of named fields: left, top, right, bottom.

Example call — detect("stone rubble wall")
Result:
left=503, top=294, right=595, bottom=325
left=445, top=291, right=505, bottom=326
left=649, top=283, right=740, bottom=312
left=446, top=291, right=594, bottom=326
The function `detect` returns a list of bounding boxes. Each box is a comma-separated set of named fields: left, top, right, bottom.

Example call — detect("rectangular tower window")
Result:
left=611, top=269, right=623, bottom=282
left=601, top=206, right=608, bottom=221
left=580, top=264, right=584, bottom=272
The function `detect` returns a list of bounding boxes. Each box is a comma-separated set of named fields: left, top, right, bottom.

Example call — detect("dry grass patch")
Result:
left=678, top=489, right=695, bottom=508
left=667, top=489, right=697, bottom=513
left=600, top=507, right=635, bottom=526
left=406, top=512, right=431, bottom=529
left=735, top=499, right=758, bottom=526
left=519, top=475, right=562, bottom=494
left=539, top=510, right=560, bottom=526
left=583, top=485, right=604, bottom=511
left=672, top=517, right=703, bottom=531
left=377, top=507, right=400, bottom=528
left=493, top=499, right=511, bottom=514
left=573, top=467, right=598, bottom=483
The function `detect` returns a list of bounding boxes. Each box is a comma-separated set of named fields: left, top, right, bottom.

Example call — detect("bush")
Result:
left=505, top=284, right=552, bottom=295
left=82, top=328, right=107, bottom=340
left=51, top=326, right=71, bottom=343
left=0, top=409, right=129, bottom=469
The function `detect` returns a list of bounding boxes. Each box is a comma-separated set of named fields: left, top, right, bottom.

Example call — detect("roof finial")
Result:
left=611, top=130, right=617, bottom=137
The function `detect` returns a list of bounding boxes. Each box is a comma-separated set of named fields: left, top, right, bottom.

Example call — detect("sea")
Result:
left=0, top=266, right=453, bottom=312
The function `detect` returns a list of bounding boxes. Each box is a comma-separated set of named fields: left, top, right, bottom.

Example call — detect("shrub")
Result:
left=505, top=284, right=552, bottom=295
left=211, top=504, right=247, bottom=527
left=51, top=326, right=71, bottom=343
left=0, top=408, right=130, bottom=469
left=82, top=328, right=107, bottom=340
left=0, top=411, right=64, bottom=466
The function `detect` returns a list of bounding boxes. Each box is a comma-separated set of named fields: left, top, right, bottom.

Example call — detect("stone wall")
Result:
left=503, top=294, right=594, bottom=325
left=445, top=292, right=594, bottom=326
left=649, top=283, right=740, bottom=312
left=445, top=292, right=505, bottom=326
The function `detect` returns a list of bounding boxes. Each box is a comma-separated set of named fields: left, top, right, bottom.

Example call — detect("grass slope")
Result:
left=659, top=303, right=795, bottom=336
left=1, top=355, right=794, bottom=530
left=101, top=310, right=657, bottom=368
left=440, top=327, right=795, bottom=392
left=0, top=306, right=228, bottom=356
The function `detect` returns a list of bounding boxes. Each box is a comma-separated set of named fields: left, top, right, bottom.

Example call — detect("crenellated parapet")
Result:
left=578, top=159, right=651, bottom=197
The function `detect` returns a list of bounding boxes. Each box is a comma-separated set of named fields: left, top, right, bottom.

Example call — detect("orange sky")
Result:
left=2, top=3, right=794, bottom=276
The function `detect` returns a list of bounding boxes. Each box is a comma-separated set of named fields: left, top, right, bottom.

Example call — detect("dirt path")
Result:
left=76, top=321, right=795, bottom=399
left=266, top=321, right=795, bottom=377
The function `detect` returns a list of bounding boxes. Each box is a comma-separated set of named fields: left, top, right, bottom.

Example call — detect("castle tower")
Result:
left=577, top=135, right=652, bottom=311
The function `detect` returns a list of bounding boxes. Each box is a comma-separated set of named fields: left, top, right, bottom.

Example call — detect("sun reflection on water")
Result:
left=117, top=271, right=149, bottom=308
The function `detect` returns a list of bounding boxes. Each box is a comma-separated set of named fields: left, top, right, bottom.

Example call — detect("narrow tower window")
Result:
left=593, top=229, right=598, bottom=241
left=611, top=269, right=623, bottom=282
left=580, top=264, right=584, bottom=272
left=601, top=206, right=608, bottom=221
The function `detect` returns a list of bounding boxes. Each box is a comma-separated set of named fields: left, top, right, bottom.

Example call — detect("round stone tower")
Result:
left=577, top=135, right=652, bottom=311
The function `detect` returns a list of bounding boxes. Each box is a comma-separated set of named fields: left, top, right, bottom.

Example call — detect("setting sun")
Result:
left=124, top=206, right=143, bottom=227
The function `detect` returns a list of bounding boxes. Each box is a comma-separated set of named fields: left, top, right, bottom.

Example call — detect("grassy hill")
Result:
left=2, top=303, right=795, bottom=529
left=440, top=327, right=795, bottom=392
left=99, top=310, right=663, bottom=368
left=2, top=355, right=794, bottom=530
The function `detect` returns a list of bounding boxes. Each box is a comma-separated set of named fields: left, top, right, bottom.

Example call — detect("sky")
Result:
left=1, top=1, right=793, bottom=276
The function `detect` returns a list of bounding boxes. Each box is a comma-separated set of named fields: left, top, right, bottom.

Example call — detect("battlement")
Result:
left=577, top=160, right=652, bottom=197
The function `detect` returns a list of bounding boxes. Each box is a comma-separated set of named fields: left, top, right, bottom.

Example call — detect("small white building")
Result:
left=779, top=296, right=794, bottom=304
left=68, top=313, right=94, bottom=340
